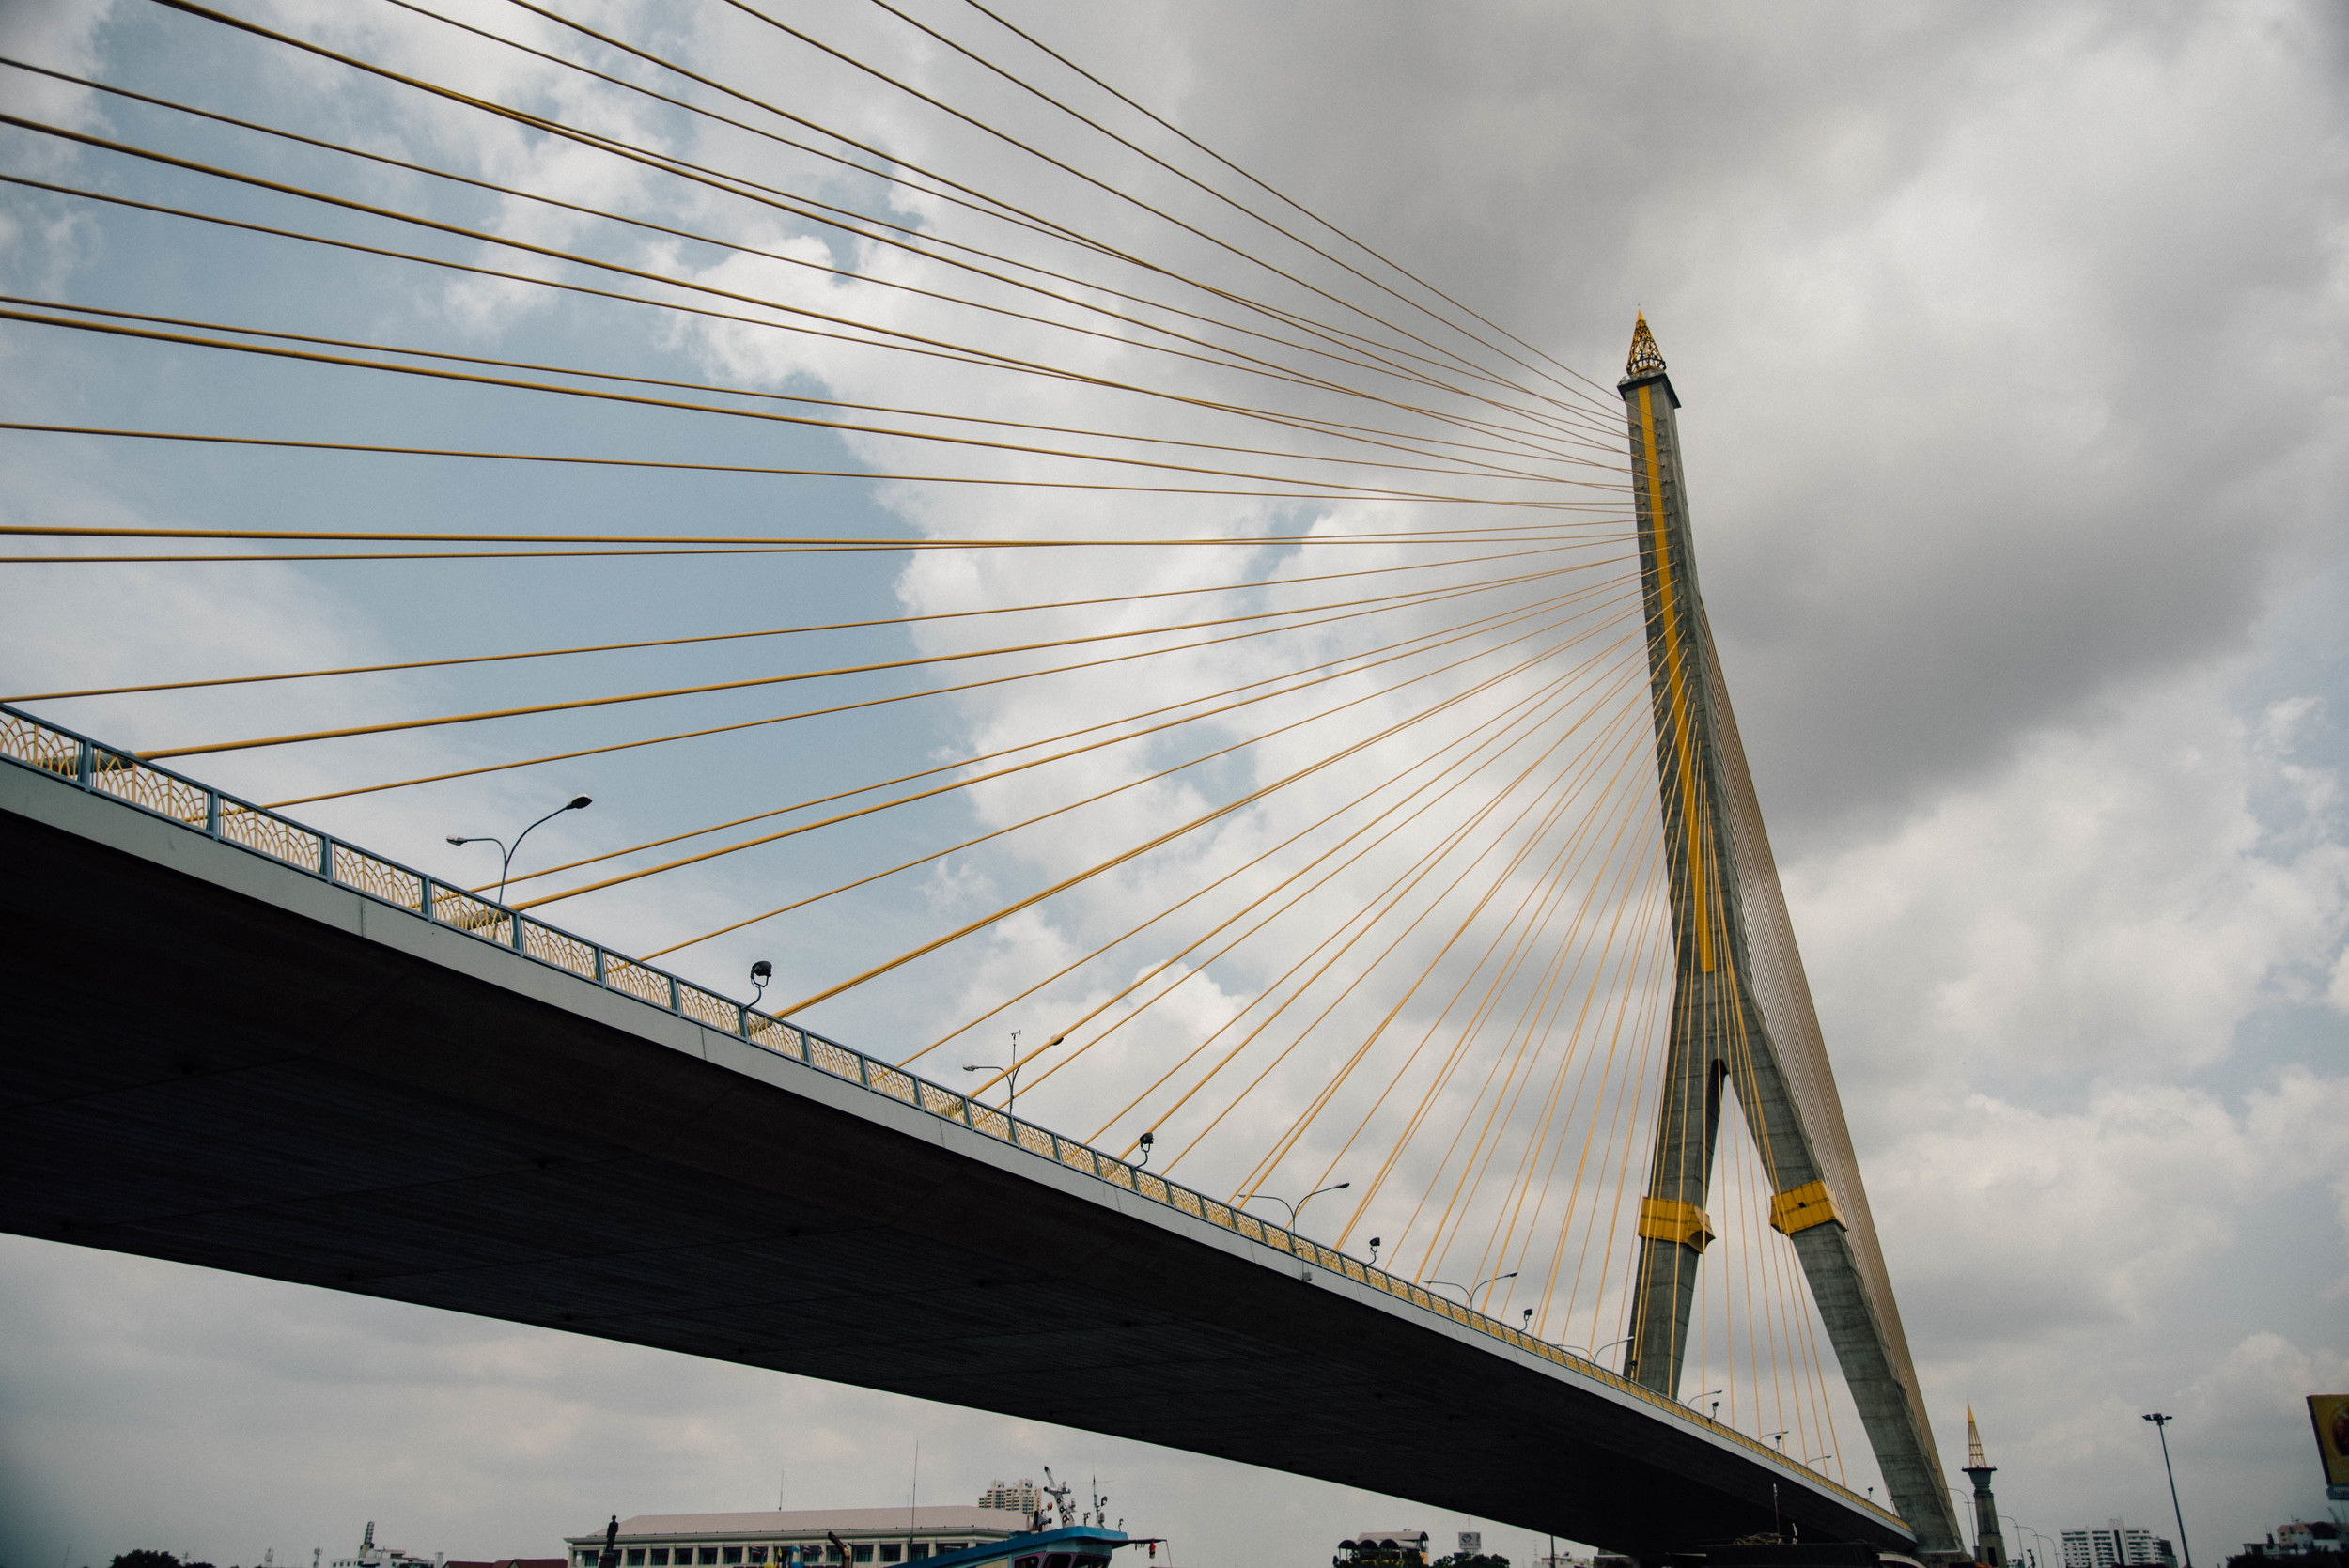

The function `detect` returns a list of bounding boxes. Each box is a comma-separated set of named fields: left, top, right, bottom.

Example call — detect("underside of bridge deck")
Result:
left=0, top=765, right=1911, bottom=1562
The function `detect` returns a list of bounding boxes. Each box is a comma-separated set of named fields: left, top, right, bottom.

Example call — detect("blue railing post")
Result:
left=205, top=789, right=222, bottom=839
left=76, top=738, right=93, bottom=790
left=319, top=838, right=334, bottom=881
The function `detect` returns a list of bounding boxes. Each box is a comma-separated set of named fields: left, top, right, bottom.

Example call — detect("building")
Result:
left=566, top=1511, right=1033, bottom=1568
left=1336, top=1530, right=1429, bottom=1568
left=336, top=1524, right=442, bottom=1568
left=2061, top=1523, right=2162, bottom=1568
left=2240, top=1522, right=2347, bottom=1559
left=450, top=1558, right=566, bottom=1568
left=976, top=1484, right=1040, bottom=1517
left=2277, top=1524, right=2343, bottom=1557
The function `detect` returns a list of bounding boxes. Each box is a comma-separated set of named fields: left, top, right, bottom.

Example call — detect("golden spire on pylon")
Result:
left=1626, top=312, right=1667, bottom=377
left=1968, top=1403, right=1987, bottom=1467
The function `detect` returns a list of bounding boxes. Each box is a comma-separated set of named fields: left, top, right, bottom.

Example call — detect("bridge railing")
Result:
left=0, top=701, right=1906, bottom=1536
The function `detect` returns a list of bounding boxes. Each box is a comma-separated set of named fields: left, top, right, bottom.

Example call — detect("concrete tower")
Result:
left=1964, top=1405, right=2008, bottom=1567
left=1617, top=317, right=1966, bottom=1559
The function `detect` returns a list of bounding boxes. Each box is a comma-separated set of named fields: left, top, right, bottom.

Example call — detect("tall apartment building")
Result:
left=2062, top=1522, right=2164, bottom=1568
left=976, top=1483, right=1039, bottom=1516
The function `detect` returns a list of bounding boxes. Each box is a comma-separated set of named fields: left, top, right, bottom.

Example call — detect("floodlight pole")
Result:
left=2142, top=1413, right=2193, bottom=1568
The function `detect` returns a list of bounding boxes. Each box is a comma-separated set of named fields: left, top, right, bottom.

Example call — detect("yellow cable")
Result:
left=0, top=422, right=1628, bottom=509
left=0, top=287, right=1590, bottom=483
left=1066, top=657, right=1618, bottom=1142
left=902, top=605, right=1626, bottom=1069
left=975, top=635, right=1641, bottom=1116
left=0, top=295, right=1594, bottom=505
left=505, top=582, right=1603, bottom=893
left=13, top=544, right=1571, bottom=704
left=1159, top=655, right=1649, bottom=1177
left=546, top=581, right=1594, bottom=917
left=1245, top=703, right=1654, bottom=1219
left=137, top=568, right=1565, bottom=762
left=763, top=627, right=1579, bottom=1020
left=261, top=567, right=1633, bottom=809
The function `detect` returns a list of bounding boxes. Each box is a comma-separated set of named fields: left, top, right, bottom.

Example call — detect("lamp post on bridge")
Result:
left=965, top=1032, right=1026, bottom=1119
left=2005, top=1515, right=2055, bottom=1568
left=448, top=794, right=591, bottom=905
left=1237, top=1181, right=1349, bottom=1232
left=1424, top=1271, right=1516, bottom=1312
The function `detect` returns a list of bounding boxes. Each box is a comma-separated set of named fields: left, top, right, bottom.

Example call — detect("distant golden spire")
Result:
left=1626, top=313, right=1667, bottom=377
left=1968, top=1403, right=1987, bottom=1467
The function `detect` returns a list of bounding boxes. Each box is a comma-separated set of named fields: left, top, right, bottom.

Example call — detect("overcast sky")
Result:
left=2, top=4, right=2346, bottom=1568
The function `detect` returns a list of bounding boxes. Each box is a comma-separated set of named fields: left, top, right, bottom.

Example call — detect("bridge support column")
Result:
left=1622, top=975, right=1728, bottom=1396
left=1615, top=316, right=1966, bottom=1557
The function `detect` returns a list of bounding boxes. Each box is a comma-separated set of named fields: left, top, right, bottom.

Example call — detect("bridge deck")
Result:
left=0, top=738, right=1910, bottom=1560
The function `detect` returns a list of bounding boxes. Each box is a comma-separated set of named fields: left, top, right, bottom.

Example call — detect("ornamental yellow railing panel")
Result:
left=92, top=753, right=208, bottom=826
left=602, top=955, right=672, bottom=1010
left=867, top=1063, right=918, bottom=1106
left=333, top=847, right=422, bottom=912
left=522, top=920, right=598, bottom=980
left=808, top=1035, right=863, bottom=1082
left=677, top=984, right=739, bottom=1035
left=0, top=712, right=77, bottom=776
left=431, top=884, right=510, bottom=942
left=221, top=801, right=321, bottom=872
left=749, top=1018, right=805, bottom=1060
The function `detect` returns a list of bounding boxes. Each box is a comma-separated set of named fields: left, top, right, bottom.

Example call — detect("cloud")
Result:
left=5, top=0, right=2349, bottom=1564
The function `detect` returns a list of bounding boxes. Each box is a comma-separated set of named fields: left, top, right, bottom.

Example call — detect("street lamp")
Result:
left=964, top=1031, right=1032, bottom=1117
left=448, top=795, right=592, bottom=904
left=2142, top=1414, right=2193, bottom=1568
left=965, top=1064, right=1024, bottom=1117
left=1424, top=1271, right=1517, bottom=1311
left=1238, top=1181, right=1350, bottom=1231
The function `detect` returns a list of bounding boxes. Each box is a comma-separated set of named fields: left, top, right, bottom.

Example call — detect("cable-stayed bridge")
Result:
left=5, top=5, right=1961, bottom=1561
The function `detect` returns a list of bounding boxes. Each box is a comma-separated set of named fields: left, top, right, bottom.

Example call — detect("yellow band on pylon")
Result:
left=1638, top=1196, right=1715, bottom=1251
left=1769, top=1180, right=1846, bottom=1235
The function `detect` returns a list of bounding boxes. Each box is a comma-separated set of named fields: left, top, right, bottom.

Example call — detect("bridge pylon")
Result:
left=1615, top=316, right=1965, bottom=1557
